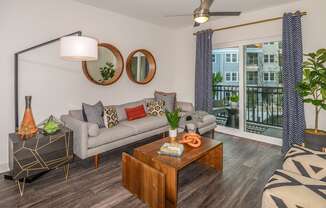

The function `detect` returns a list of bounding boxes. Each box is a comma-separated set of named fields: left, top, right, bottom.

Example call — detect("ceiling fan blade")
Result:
left=209, top=12, right=241, bottom=16
left=164, top=14, right=192, bottom=17
left=194, top=22, right=200, bottom=27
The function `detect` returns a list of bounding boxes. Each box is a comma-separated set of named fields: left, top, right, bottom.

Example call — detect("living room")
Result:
left=1, top=0, right=326, bottom=207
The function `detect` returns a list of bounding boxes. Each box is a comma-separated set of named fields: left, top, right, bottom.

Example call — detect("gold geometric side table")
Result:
left=8, top=126, right=73, bottom=196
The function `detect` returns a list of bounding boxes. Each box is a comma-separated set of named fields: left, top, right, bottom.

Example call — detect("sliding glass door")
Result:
left=212, top=40, right=283, bottom=140
left=212, top=47, right=239, bottom=129
left=244, top=42, right=283, bottom=138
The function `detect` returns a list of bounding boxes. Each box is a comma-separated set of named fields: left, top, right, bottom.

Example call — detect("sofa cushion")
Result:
left=262, top=169, right=326, bottom=208
left=147, top=100, right=165, bottom=116
left=154, top=91, right=176, bottom=112
left=195, top=114, right=216, bottom=129
left=116, top=100, right=146, bottom=121
left=125, top=105, right=147, bottom=121
left=120, top=116, right=168, bottom=134
left=88, top=124, right=136, bottom=149
left=103, top=106, right=119, bottom=128
left=82, top=101, right=105, bottom=128
left=283, top=144, right=326, bottom=182
left=87, top=123, right=100, bottom=137
left=69, top=110, right=84, bottom=121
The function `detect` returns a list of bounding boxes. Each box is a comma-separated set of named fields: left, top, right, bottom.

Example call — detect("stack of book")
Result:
left=158, top=143, right=184, bottom=157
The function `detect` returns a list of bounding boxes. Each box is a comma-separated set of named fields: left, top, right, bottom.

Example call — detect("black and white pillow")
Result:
left=103, top=106, right=119, bottom=128
left=147, top=100, right=165, bottom=116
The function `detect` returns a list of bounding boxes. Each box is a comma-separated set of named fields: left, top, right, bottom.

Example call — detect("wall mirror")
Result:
left=126, top=49, right=156, bottom=84
left=82, top=43, right=124, bottom=85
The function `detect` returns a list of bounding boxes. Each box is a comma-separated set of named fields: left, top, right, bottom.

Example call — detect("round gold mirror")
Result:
left=126, top=49, right=156, bottom=85
left=82, top=43, right=124, bottom=85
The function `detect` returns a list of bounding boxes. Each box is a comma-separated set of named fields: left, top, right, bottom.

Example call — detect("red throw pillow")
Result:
left=125, top=105, right=147, bottom=121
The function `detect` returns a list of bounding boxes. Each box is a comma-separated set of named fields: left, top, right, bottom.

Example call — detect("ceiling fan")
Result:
left=166, top=0, right=241, bottom=27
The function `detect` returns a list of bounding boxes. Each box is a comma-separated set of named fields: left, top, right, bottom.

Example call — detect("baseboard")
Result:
left=0, top=163, right=9, bottom=174
left=215, top=126, right=282, bottom=146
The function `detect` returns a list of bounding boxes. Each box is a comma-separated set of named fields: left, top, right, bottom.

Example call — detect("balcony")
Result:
left=212, top=85, right=283, bottom=138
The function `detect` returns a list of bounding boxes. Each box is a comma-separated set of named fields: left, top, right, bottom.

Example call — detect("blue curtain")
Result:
left=282, top=12, right=306, bottom=153
left=195, top=29, right=213, bottom=112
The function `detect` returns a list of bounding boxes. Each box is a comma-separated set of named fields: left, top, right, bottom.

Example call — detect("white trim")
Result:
left=0, top=163, right=9, bottom=173
left=215, top=126, right=282, bottom=146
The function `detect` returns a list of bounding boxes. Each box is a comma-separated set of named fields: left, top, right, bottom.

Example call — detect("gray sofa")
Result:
left=61, top=99, right=216, bottom=163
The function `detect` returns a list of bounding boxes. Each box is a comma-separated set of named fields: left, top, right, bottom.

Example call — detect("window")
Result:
left=232, top=72, right=238, bottom=81
left=270, top=72, right=275, bottom=81
left=226, top=54, right=231, bottom=63
left=247, top=53, right=258, bottom=65
left=232, top=54, right=237, bottom=63
left=270, top=55, right=275, bottom=63
left=245, top=41, right=283, bottom=138
left=247, top=71, right=258, bottom=84
left=279, top=72, right=283, bottom=83
left=226, top=53, right=237, bottom=63
left=212, top=54, right=216, bottom=63
left=225, top=72, right=231, bottom=81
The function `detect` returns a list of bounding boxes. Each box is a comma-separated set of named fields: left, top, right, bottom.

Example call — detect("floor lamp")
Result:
left=14, top=31, right=98, bottom=129
left=8, top=31, right=98, bottom=182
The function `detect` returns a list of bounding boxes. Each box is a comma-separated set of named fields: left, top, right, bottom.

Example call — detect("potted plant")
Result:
left=165, top=109, right=181, bottom=141
left=99, top=62, right=115, bottom=82
left=230, top=94, right=239, bottom=109
left=296, top=48, right=326, bottom=151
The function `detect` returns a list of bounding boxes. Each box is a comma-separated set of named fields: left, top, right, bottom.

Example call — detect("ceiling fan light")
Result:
left=194, top=15, right=209, bottom=24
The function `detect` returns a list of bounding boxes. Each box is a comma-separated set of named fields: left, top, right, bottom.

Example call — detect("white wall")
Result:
left=174, top=0, right=326, bottom=131
left=0, top=0, right=178, bottom=172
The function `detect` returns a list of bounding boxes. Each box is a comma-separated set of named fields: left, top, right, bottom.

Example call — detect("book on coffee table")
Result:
left=158, top=143, right=184, bottom=157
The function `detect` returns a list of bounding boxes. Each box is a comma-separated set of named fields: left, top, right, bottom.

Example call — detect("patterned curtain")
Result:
left=195, top=29, right=213, bottom=112
left=282, top=12, right=306, bottom=153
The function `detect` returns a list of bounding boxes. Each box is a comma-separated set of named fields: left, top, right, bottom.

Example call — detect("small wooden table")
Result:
left=7, top=127, right=73, bottom=196
left=122, top=135, right=223, bottom=208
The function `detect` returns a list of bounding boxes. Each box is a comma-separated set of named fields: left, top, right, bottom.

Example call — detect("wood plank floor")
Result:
left=0, top=133, right=282, bottom=208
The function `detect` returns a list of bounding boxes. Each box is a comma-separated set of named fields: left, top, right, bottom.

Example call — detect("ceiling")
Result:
left=75, top=0, right=299, bottom=28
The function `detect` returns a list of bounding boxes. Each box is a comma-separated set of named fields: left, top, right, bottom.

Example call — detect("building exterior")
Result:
left=212, top=48, right=239, bottom=86
left=212, top=42, right=282, bottom=87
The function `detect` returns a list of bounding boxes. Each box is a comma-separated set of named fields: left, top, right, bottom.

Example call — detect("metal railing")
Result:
left=212, top=85, right=283, bottom=127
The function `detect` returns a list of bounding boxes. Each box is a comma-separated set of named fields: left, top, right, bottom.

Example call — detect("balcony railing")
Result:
left=213, top=85, right=283, bottom=128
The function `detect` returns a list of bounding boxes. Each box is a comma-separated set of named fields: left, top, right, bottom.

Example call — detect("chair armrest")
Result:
left=177, top=101, right=194, bottom=112
left=61, top=115, right=89, bottom=159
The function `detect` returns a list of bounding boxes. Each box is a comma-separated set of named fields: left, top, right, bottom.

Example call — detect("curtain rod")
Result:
left=193, top=11, right=307, bottom=35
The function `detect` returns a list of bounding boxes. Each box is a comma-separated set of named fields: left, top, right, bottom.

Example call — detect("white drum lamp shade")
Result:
left=60, top=36, right=98, bottom=61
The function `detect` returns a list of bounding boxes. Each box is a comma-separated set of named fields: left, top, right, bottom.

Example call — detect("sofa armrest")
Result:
left=177, top=101, right=194, bottom=112
left=61, top=115, right=89, bottom=159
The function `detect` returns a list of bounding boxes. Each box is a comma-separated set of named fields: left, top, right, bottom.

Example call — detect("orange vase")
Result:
left=18, top=96, right=38, bottom=139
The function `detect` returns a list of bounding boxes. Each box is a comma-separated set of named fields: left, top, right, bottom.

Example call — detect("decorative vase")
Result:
left=230, top=102, right=238, bottom=109
left=18, top=96, right=38, bottom=139
left=169, top=129, right=178, bottom=143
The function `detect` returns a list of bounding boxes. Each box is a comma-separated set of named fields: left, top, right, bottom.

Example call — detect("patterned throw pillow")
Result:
left=103, top=106, right=119, bottom=128
left=147, top=100, right=165, bottom=116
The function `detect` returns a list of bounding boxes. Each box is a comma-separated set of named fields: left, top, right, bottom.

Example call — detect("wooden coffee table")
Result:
left=122, top=135, right=223, bottom=208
